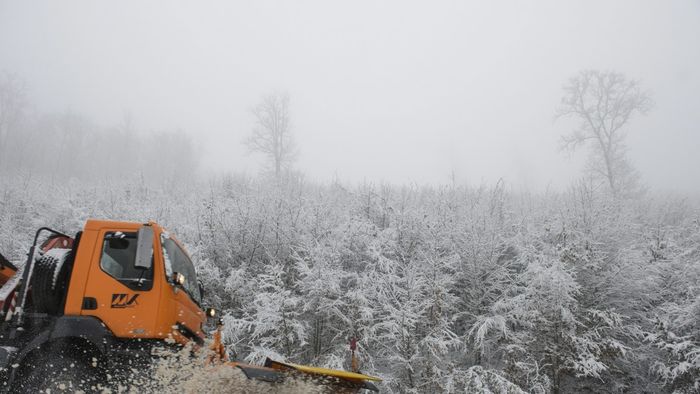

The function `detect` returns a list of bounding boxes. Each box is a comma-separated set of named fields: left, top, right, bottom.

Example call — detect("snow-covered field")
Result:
left=1, top=174, right=698, bottom=393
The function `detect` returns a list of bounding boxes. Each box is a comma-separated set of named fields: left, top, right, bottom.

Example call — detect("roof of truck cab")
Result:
left=82, top=220, right=192, bottom=257
left=84, top=219, right=161, bottom=231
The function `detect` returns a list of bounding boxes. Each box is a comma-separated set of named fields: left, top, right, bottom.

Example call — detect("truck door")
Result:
left=81, top=227, right=161, bottom=338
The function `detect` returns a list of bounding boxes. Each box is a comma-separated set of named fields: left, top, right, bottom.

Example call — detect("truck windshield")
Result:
left=161, top=236, right=200, bottom=304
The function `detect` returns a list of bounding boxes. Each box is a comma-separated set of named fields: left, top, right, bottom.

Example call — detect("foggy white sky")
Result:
left=1, top=1, right=699, bottom=191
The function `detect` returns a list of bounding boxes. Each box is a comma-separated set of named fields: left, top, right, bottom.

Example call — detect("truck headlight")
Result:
left=172, top=272, right=186, bottom=286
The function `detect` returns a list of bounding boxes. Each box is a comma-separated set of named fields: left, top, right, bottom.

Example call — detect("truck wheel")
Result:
left=31, top=248, right=72, bottom=314
left=14, top=350, right=104, bottom=393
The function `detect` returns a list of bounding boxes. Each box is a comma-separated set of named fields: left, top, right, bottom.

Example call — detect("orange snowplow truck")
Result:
left=0, top=220, right=380, bottom=392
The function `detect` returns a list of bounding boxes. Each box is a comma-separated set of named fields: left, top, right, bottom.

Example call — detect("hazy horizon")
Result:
left=1, top=0, right=698, bottom=192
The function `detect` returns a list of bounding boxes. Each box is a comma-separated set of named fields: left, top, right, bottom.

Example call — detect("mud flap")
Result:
left=0, top=345, right=17, bottom=386
left=0, top=346, right=17, bottom=370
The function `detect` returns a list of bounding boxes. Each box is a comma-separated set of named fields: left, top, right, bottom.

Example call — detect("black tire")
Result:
left=31, top=248, right=72, bottom=314
left=13, top=347, right=105, bottom=393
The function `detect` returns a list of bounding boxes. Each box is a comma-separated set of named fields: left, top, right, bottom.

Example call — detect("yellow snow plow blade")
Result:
left=270, top=359, right=382, bottom=381
left=209, top=323, right=380, bottom=391
left=264, top=358, right=382, bottom=391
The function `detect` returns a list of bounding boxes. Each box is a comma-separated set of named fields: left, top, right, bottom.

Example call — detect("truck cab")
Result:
left=63, top=220, right=206, bottom=344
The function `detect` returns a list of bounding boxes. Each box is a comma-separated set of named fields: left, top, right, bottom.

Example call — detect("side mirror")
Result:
left=134, top=226, right=154, bottom=269
left=171, top=272, right=186, bottom=286
left=199, top=282, right=205, bottom=300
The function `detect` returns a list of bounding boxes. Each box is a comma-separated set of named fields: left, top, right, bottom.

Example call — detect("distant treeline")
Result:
left=0, top=73, right=198, bottom=182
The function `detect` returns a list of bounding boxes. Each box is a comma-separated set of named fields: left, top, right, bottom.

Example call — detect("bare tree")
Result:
left=0, top=72, right=28, bottom=170
left=246, top=92, right=296, bottom=179
left=557, top=70, right=652, bottom=195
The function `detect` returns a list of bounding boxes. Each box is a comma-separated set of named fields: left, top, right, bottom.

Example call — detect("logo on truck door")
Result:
left=111, top=293, right=140, bottom=308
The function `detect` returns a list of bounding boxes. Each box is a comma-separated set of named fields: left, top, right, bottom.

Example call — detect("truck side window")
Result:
left=100, top=232, right=153, bottom=291
left=161, top=238, right=200, bottom=304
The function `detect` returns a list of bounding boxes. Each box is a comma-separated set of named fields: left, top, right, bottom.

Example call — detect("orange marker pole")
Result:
left=350, top=337, right=358, bottom=372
